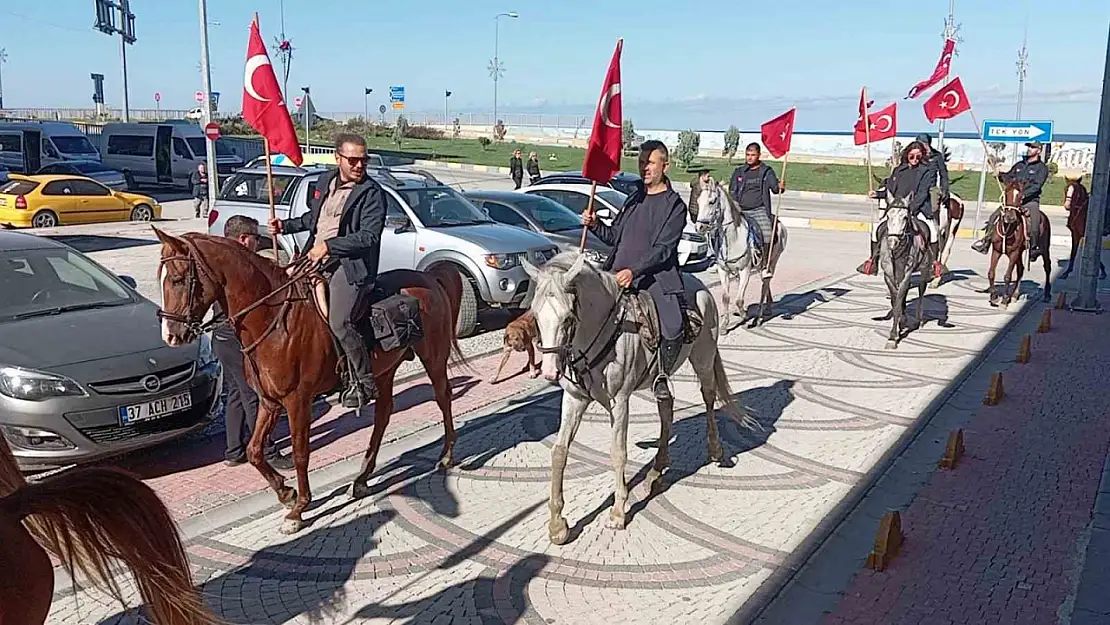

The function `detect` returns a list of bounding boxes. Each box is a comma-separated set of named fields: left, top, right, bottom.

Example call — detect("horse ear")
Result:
left=564, top=253, right=587, bottom=283
left=521, top=258, right=540, bottom=279
left=152, top=226, right=184, bottom=251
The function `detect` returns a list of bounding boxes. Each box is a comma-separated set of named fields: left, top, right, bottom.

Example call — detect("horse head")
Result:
left=1001, top=178, right=1026, bottom=229
left=1064, top=175, right=1086, bottom=209
left=154, top=228, right=224, bottom=347
left=885, top=193, right=913, bottom=239
left=694, top=177, right=729, bottom=234
left=522, top=252, right=591, bottom=382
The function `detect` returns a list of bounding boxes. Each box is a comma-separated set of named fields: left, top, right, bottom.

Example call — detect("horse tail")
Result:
left=427, top=263, right=469, bottom=370
left=711, top=350, right=762, bottom=432
left=1, top=467, right=217, bottom=625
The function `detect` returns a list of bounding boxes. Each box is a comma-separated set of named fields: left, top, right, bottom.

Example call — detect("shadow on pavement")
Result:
left=44, top=234, right=158, bottom=253
left=753, top=285, right=851, bottom=323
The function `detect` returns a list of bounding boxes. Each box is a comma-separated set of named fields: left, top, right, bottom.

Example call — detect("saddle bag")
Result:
left=367, top=294, right=424, bottom=352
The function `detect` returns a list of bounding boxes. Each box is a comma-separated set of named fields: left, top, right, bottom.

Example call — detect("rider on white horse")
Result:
left=858, top=141, right=940, bottom=275
left=728, top=143, right=785, bottom=270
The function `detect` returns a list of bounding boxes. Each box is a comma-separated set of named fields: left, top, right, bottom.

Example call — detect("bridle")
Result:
left=534, top=287, right=630, bottom=387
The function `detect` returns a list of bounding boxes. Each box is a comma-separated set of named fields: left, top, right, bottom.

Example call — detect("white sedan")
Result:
left=521, top=183, right=709, bottom=267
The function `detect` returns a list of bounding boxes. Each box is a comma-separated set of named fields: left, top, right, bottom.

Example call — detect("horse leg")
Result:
left=246, top=400, right=295, bottom=507
left=646, top=396, right=673, bottom=493
left=1042, top=251, right=1053, bottom=302
left=733, top=265, right=752, bottom=328
left=279, top=394, right=314, bottom=535
left=916, top=255, right=929, bottom=329
left=349, top=366, right=398, bottom=499
left=605, top=397, right=632, bottom=531
left=1062, top=231, right=1080, bottom=279
left=549, top=391, right=589, bottom=545
left=1002, top=255, right=1019, bottom=306
left=428, top=360, right=457, bottom=471
left=988, top=249, right=1000, bottom=306
left=717, top=266, right=732, bottom=332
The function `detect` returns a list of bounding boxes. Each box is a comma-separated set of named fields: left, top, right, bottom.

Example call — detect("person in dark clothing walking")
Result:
left=509, top=149, right=524, bottom=189
left=268, top=133, right=387, bottom=409
left=213, top=215, right=293, bottom=469
left=583, top=139, right=688, bottom=401
left=857, top=141, right=938, bottom=274
left=527, top=151, right=541, bottom=185
left=728, top=143, right=785, bottom=270
left=190, top=163, right=209, bottom=218
left=971, top=140, right=1051, bottom=259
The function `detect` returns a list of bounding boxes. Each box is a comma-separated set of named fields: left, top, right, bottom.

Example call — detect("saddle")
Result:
left=625, top=289, right=703, bottom=352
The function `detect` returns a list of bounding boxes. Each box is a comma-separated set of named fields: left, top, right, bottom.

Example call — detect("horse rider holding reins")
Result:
left=857, top=141, right=939, bottom=274
left=971, top=140, right=1050, bottom=259
left=728, top=143, right=785, bottom=271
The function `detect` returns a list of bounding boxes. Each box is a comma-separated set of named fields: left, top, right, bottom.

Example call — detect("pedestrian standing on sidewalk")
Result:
left=213, top=215, right=294, bottom=469
left=191, top=163, right=209, bottom=218
left=510, top=149, right=524, bottom=189
left=527, top=151, right=541, bottom=185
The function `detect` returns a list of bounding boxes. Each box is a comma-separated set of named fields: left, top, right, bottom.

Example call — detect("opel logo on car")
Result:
left=141, top=375, right=161, bottom=393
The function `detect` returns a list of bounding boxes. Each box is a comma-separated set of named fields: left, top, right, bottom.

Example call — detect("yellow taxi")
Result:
left=0, top=174, right=161, bottom=228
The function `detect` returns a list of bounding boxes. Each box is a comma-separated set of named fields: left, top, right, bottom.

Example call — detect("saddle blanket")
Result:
left=625, top=287, right=704, bottom=352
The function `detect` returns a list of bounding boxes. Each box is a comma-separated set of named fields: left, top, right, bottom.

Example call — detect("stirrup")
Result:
left=652, top=374, right=672, bottom=401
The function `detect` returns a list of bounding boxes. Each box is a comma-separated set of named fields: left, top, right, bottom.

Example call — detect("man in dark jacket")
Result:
left=190, top=163, right=209, bottom=218
left=729, top=143, right=785, bottom=269
left=268, top=133, right=386, bottom=409
left=582, top=140, right=688, bottom=401
left=858, top=141, right=937, bottom=274
left=916, top=132, right=950, bottom=210
left=509, top=149, right=524, bottom=189
left=971, top=141, right=1050, bottom=259
left=213, top=215, right=293, bottom=469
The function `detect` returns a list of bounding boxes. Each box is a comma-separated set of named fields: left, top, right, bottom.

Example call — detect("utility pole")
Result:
left=301, top=86, right=311, bottom=150
left=272, top=0, right=293, bottom=101
left=198, top=0, right=218, bottom=203
left=93, top=0, right=135, bottom=122
left=1072, top=21, right=1110, bottom=312
left=489, top=12, right=518, bottom=135
left=445, top=90, right=452, bottom=132
left=1013, top=27, right=1029, bottom=163
left=364, top=87, right=372, bottom=122
left=937, top=0, right=961, bottom=154
left=0, top=49, right=7, bottom=110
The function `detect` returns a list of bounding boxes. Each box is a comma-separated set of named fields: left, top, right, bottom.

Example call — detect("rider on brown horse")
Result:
left=972, top=140, right=1050, bottom=260
left=858, top=141, right=939, bottom=274
left=268, top=133, right=385, bottom=409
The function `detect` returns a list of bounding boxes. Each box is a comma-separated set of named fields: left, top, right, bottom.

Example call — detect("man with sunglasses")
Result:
left=268, top=133, right=386, bottom=409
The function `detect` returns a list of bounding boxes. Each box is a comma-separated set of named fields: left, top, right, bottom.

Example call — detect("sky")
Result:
left=1, top=1, right=1108, bottom=134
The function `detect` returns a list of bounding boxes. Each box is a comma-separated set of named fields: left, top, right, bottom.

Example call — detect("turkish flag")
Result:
left=582, top=39, right=623, bottom=184
left=906, top=38, right=956, bottom=99
left=853, top=102, right=898, bottom=145
left=761, top=108, right=795, bottom=159
left=242, top=15, right=302, bottom=166
left=858, top=87, right=874, bottom=119
left=922, top=77, right=972, bottom=123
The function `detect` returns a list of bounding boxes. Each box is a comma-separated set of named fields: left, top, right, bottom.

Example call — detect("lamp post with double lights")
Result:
left=489, top=11, right=518, bottom=135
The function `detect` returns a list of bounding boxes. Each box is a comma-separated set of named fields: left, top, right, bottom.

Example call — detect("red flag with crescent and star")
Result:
left=906, top=38, right=956, bottom=99
left=582, top=39, right=623, bottom=184
left=853, top=102, right=898, bottom=145
left=922, top=77, right=971, bottom=123
left=242, top=15, right=302, bottom=166
left=761, top=108, right=795, bottom=159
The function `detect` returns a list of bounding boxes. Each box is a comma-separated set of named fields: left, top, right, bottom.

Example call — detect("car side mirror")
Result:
left=596, top=207, right=614, bottom=221
left=385, top=215, right=410, bottom=233
left=118, top=274, right=137, bottom=288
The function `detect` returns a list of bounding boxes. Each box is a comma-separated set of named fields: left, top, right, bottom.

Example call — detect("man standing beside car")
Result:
left=214, top=215, right=293, bottom=469
left=191, top=163, right=209, bottom=218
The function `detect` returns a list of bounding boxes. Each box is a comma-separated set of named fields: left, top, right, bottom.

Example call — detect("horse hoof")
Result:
left=279, top=518, right=304, bottom=535
left=549, top=517, right=570, bottom=545
left=349, top=481, right=371, bottom=500
left=278, top=488, right=297, bottom=509
left=437, top=455, right=454, bottom=472
left=605, top=511, right=627, bottom=531
left=708, top=444, right=724, bottom=464
left=885, top=340, right=898, bottom=350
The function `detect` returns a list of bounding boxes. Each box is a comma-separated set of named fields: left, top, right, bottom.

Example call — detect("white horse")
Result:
left=693, top=177, right=788, bottom=333
left=522, top=252, right=758, bottom=545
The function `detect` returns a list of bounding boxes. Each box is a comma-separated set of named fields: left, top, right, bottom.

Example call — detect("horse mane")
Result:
left=542, top=252, right=622, bottom=301
left=179, top=232, right=286, bottom=288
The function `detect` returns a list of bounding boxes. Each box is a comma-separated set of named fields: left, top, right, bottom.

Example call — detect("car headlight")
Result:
left=0, top=366, right=86, bottom=401
left=485, top=253, right=523, bottom=270
left=681, top=232, right=707, bottom=243
left=196, top=333, right=218, bottom=368
left=584, top=248, right=608, bottom=264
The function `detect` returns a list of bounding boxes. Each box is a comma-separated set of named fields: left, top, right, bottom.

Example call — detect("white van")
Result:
left=97, top=122, right=244, bottom=189
left=0, top=122, right=101, bottom=173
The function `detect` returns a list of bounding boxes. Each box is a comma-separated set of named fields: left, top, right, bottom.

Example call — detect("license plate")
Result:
left=119, top=391, right=192, bottom=425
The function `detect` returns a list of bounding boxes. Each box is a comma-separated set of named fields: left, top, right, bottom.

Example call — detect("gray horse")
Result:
left=879, top=193, right=935, bottom=348
left=694, top=177, right=788, bottom=333
left=521, top=252, right=758, bottom=545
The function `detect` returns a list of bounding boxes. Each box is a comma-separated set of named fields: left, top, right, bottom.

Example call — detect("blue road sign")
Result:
left=389, top=86, right=405, bottom=103
left=982, top=119, right=1054, bottom=144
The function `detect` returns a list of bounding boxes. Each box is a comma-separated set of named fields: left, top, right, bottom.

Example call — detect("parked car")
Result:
left=0, top=230, right=222, bottom=470
left=0, top=174, right=160, bottom=229
left=531, top=170, right=643, bottom=197
left=0, top=121, right=101, bottom=174
left=0, top=163, right=8, bottom=184
left=97, top=122, right=244, bottom=189
left=208, top=163, right=560, bottom=337
left=463, top=190, right=611, bottom=265
left=521, top=183, right=709, bottom=267
left=35, top=160, right=129, bottom=190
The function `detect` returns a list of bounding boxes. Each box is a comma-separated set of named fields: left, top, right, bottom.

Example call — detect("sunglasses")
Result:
left=908, top=153, right=922, bottom=160
left=337, top=153, right=370, bottom=166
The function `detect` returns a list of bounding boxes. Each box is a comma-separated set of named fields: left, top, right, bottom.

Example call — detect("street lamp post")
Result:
left=490, top=11, right=518, bottom=134
left=197, top=0, right=218, bottom=204
left=445, top=90, right=452, bottom=132
left=364, top=87, right=372, bottom=122
left=93, top=0, right=136, bottom=122
left=0, top=49, right=7, bottom=110
left=301, top=86, right=311, bottom=150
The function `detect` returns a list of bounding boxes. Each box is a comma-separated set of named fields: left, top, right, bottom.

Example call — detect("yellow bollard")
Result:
left=1016, top=334, right=1032, bottom=364
left=938, top=429, right=965, bottom=469
left=866, top=511, right=905, bottom=572
left=984, top=372, right=1005, bottom=406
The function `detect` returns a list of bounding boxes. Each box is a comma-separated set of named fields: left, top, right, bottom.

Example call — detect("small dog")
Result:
left=490, top=310, right=541, bottom=384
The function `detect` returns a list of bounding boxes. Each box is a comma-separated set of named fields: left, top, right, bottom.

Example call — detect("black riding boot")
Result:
left=339, top=335, right=377, bottom=409
left=857, top=240, right=880, bottom=275
left=1028, top=223, right=1042, bottom=262
left=652, top=337, right=683, bottom=401
left=971, top=212, right=999, bottom=254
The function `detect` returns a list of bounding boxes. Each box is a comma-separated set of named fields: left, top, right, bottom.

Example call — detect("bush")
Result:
left=674, top=130, right=700, bottom=168
left=393, top=115, right=409, bottom=146
left=723, top=125, right=740, bottom=162
left=452, top=118, right=461, bottom=139
left=478, top=136, right=492, bottom=150
left=1049, top=161, right=1060, bottom=176
left=405, top=125, right=446, bottom=140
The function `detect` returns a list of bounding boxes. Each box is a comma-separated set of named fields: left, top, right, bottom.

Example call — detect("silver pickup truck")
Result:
left=207, top=163, right=559, bottom=337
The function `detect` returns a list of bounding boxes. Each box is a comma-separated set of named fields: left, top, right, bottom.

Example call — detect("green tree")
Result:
left=622, top=119, right=635, bottom=148
left=723, top=125, right=741, bottom=162
left=393, top=115, right=409, bottom=147
left=675, top=130, right=701, bottom=168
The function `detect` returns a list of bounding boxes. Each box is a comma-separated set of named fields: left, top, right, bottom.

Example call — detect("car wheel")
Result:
left=456, top=275, right=479, bottom=338
left=130, top=204, right=154, bottom=222
left=31, top=210, right=59, bottom=228
left=123, top=171, right=137, bottom=190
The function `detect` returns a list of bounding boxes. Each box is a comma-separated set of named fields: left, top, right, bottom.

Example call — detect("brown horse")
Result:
left=988, top=179, right=1052, bottom=306
left=933, top=194, right=966, bottom=283
left=1059, top=176, right=1107, bottom=280
left=154, top=230, right=464, bottom=534
left=0, top=436, right=215, bottom=625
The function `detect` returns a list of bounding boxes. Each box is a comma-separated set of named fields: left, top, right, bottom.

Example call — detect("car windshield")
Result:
left=597, top=189, right=627, bottom=208
left=398, top=187, right=493, bottom=227
left=186, top=138, right=237, bottom=157
left=0, top=247, right=133, bottom=323
left=72, top=161, right=115, bottom=174
left=51, top=136, right=99, bottom=155
left=512, top=195, right=582, bottom=231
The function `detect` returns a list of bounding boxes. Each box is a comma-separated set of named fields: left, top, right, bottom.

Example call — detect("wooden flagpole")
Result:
left=263, top=137, right=280, bottom=260
left=863, top=87, right=877, bottom=233
left=579, top=182, right=597, bottom=251
left=764, top=154, right=789, bottom=277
